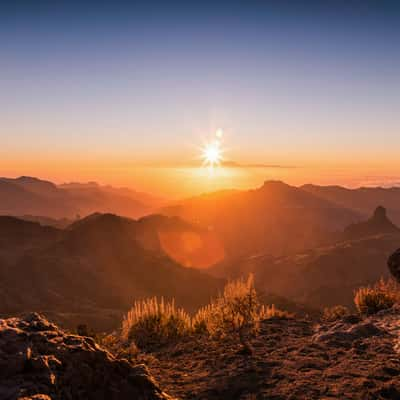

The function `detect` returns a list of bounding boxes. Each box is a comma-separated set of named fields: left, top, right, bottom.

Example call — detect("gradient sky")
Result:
left=1, top=1, right=400, bottom=196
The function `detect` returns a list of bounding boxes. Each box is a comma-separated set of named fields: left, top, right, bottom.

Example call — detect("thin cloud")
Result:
left=220, top=160, right=296, bottom=169
left=134, top=160, right=296, bottom=169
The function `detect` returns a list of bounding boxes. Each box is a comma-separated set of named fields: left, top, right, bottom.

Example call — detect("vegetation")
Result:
left=121, top=274, right=291, bottom=351
left=193, top=274, right=262, bottom=344
left=121, top=297, right=191, bottom=349
left=322, top=305, right=350, bottom=322
left=354, top=279, right=399, bottom=315
left=261, top=304, right=293, bottom=320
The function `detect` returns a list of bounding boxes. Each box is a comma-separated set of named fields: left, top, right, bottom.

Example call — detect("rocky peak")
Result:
left=373, top=205, right=388, bottom=222
left=0, top=313, right=174, bottom=400
left=343, top=205, right=399, bottom=240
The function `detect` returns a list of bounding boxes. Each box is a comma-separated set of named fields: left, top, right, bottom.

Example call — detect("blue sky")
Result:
left=1, top=1, right=400, bottom=194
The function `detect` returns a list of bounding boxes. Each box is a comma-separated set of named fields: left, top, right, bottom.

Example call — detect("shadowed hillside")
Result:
left=0, top=214, right=223, bottom=330
left=209, top=208, right=400, bottom=310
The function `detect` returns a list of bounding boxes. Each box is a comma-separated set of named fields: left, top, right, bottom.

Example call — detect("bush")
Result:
left=120, top=275, right=292, bottom=351
left=322, top=305, right=350, bottom=322
left=99, top=333, right=139, bottom=358
left=354, top=279, right=398, bottom=315
left=121, top=297, right=191, bottom=349
left=261, top=304, right=293, bottom=320
left=193, top=274, right=264, bottom=344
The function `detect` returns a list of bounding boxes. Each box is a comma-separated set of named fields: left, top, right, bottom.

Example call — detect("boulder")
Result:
left=0, top=313, right=174, bottom=400
left=388, top=248, right=400, bottom=283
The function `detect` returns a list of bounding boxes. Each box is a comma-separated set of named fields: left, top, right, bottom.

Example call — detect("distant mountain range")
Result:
left=2, top=176, right=400, bottom=323
left=162, top=180, right=362, bottom=258
left=302, top=184, right=400, bottom=225
left=0, top=176, right=164, bottom=219
left=0, top=213, right=223, bottom=330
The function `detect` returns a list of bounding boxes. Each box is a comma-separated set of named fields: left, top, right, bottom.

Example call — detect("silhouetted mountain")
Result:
left=343, top=206, right=399, bottom=240
left=0, top=176, right=163, bottom=219
left=60, top=181, right=164, bottom=209
left=2, top=176, right=59, bottom=195
left=0, top=214, right=223, bottom=330
left=162, top=180, right=361, bottom=258
left=302, top=184, right=400, bottom=225
left=17, top=215, right=72, bottom=229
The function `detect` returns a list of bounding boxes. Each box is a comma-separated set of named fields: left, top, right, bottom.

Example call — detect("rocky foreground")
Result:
left=0, top=313, right=174, bottom=400
left=141, top=307, right=400, bottom=400
left=3, top=311, right=400, bottom=400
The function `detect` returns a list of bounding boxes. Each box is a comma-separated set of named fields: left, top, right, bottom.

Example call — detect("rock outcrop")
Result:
left=0, top=313, right=174, bottom=400
left=388, top=248, right=400, bottom=283
left=343, top=205, right=399, bottom=240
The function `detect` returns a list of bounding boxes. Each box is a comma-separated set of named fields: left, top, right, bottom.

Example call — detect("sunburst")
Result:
left=202, top=140, right=223, bottom=167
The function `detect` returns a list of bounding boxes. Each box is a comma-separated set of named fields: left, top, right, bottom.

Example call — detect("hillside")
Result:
left=161, top=180, right=361, bottom=258
left=0, top=214, right=223, bottom=330
left=143, top=306, right=400, bottom=399
left=209, top=209, right=400, bottom=310
left=0, top=176, right=163, bottom=219
left=5, top=308, right=400, bottom=400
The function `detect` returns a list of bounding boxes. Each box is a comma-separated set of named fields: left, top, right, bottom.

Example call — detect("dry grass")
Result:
left=192, top=274, right=266, bottom=343
left=261, top=304, right=293, bottom=320
left=322, top=305, right=350, bottom=322
left=121, top=297, right=191, bottom=349
left=121, top=275, right=292, bottom=349
left=354, top=278, right=399, bottom=315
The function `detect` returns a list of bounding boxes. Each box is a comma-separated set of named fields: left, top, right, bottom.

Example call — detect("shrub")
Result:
left=354, top=279, right=398, bottom=315
left=121, top=297, right=191, bottom=349
left=193, top=274, right=264, bottom=344
left=261, top=304, right=293, bottom=320
left=322, top=305, right=350, bottom=322
left=99, top=333, right=139, bottom=358
left=120, top=275, right=292, bottom=351
left=191, top=304, right=213, bottom=334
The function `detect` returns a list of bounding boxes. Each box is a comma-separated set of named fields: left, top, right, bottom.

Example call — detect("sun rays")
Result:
left=201, top=129, right=225, bottom=168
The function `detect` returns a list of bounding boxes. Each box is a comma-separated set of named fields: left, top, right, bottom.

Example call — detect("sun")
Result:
left=202, top=140, right=222, bottom=167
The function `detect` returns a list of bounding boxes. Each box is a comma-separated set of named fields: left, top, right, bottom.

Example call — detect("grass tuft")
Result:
left=354, top=278, right=399, bottom=315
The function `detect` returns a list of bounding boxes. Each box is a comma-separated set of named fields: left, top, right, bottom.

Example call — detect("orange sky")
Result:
left=2, top=153, right=400, bottom=198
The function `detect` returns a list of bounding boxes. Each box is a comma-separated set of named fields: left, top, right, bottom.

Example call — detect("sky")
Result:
left=1, top=1, right=400, bottom=197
